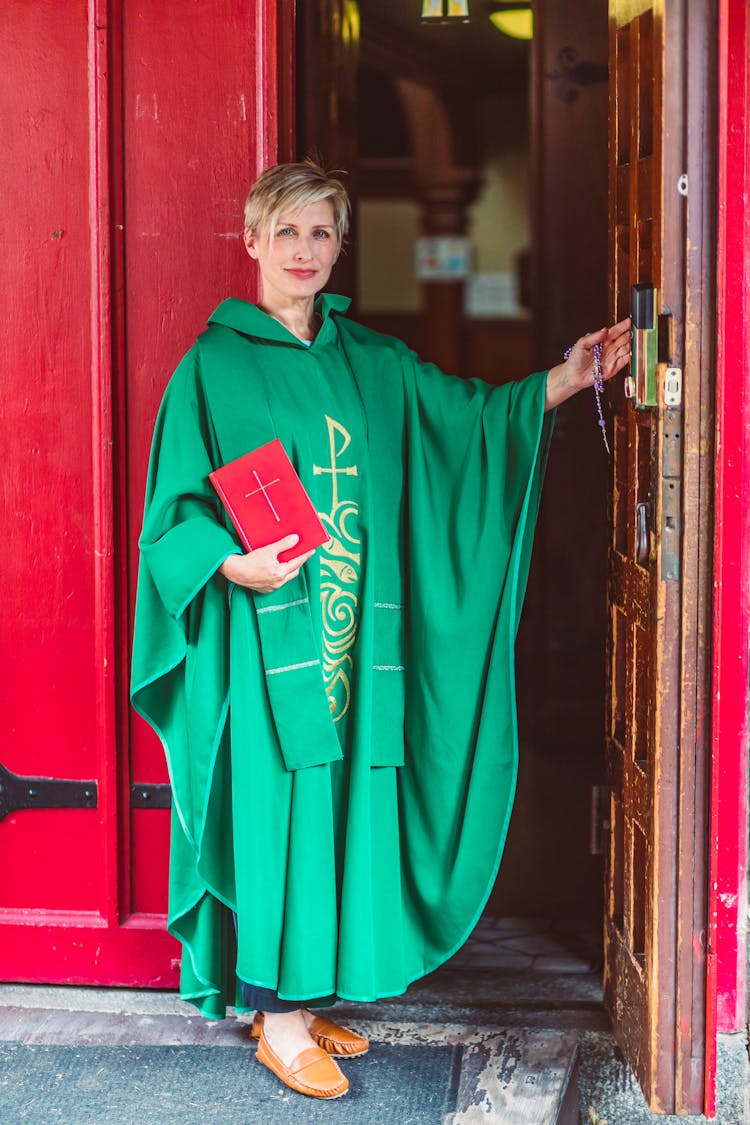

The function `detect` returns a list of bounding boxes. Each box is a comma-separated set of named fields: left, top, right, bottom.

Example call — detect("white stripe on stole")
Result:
left=256, top=597, right=310, bottom=615
left=265, top=659, right=321, bottom=676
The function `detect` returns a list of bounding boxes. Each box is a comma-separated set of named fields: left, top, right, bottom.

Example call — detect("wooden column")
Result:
left=419, top=180, right=476, bottom=376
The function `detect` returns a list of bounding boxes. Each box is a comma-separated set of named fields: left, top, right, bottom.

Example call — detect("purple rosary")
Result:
left=564, top=337, right=610, bottom=455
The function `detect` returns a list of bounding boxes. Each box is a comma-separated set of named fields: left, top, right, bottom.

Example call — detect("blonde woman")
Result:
left=131, top=160, right=631, bottom=1100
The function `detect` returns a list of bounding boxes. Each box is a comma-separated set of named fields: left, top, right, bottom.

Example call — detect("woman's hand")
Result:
left=545, top=317, right=632, bottom=412
left=219, top=534, right=315, bottom=594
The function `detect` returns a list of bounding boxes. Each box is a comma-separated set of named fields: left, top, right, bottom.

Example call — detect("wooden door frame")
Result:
left=706, top=0, right=750, bottom=1109
left=674, top=0, right=717, bottom=1109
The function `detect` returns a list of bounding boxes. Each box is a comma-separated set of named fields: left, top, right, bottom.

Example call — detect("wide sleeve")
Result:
left=403, top=353, right=553, bottom=631
left=137, top=350, right=242, bottom=618
left=130, top=347, right=241, bottom=847
left=396, top=350, right=555, bottom=967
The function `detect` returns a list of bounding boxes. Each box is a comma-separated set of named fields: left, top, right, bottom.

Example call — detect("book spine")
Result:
left=210, top=476, right=253, bottom=552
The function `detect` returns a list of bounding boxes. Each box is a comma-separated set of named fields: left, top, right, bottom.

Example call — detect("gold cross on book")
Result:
left=245, top=470, right=282, bottom=521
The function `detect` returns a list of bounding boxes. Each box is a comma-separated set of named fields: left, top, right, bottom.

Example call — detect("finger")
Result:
left=582, top=326, right=609, bottom=348
left=269, top=533, right=300, bottom=554
left=605, top=352, right=630, bottom=378
left=603, top=337, right=631, bottom=365
left=604, top=341, right=631, bottom=361
left=609, top=316, right=632, bottom=339
left=282, top=548, right=316, bottom=571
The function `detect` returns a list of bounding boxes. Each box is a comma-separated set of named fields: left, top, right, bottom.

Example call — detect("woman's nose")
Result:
left=294, top=239, right=314, bottom=260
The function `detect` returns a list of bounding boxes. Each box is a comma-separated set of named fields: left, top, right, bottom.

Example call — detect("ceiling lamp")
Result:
left=489, top=3, right=533, bottom=39
left=421, top=0, right=470, bottom=23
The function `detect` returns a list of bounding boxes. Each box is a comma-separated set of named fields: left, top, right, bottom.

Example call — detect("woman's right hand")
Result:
left=219, top=534, right=315, bottom=594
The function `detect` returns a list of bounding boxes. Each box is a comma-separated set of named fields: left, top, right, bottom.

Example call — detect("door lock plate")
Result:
left=661, top=409, right=682, bottom=581
left=664, top=366, right=682, bottom=407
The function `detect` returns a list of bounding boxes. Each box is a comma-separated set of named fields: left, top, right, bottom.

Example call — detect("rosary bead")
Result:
left=564, top=337, right=610, bottom=455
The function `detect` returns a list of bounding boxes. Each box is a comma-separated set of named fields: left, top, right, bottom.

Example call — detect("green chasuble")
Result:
left=131, top=293, right=553, bottom=1017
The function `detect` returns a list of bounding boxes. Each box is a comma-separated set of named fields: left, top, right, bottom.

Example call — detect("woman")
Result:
left=131, top=161, right=631, bottom=1101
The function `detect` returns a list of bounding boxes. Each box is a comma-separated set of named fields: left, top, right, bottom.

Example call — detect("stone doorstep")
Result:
left=0, top=1004, right=580, bottom=1125
left=449, top=1028, right=580, bottom=1125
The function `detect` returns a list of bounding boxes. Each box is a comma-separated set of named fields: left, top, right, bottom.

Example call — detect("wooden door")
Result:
left=0, top=0, right=292, bottom=987
left=605, top=0, right=716, bottom=1113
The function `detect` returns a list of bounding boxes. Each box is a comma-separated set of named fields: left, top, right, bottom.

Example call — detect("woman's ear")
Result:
left=243, top=227, right=259, bottom=260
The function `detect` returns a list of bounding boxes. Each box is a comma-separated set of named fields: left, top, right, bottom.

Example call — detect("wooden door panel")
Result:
left=122, top=0, right=277, bottom=926
left=606, top=3, right=670, bottom=1107
left=0, top=0, right=290, bottom=985
left=0, top=1, right=102, bottom=918
left=1, top=814, right=99, bottom=912
left=605, top=0, right=714, bottom=1114
left=0, top=2, right=97, bottom=782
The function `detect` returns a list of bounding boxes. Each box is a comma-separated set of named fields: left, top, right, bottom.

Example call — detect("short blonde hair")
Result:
left=243, top=160, right=350, bottom=245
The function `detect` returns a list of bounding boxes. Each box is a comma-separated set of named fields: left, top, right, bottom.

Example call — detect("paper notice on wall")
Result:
left=415, top=237, right=472, bottom=280
left=465, top=272, right=523, bottom=318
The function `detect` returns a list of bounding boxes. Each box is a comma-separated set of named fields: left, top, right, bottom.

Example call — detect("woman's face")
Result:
left=244, top=199, right=340, bottom=305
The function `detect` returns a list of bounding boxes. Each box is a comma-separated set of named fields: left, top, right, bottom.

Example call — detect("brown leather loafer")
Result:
left=306, top=1014, right=370, bottom=1058
left=251, top=1011, right=370, bottom=1059
left=255, top=1024, right=349, bottom=1099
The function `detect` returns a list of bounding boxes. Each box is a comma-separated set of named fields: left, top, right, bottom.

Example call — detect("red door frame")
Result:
left=706, top=0, right=750, bottom=1110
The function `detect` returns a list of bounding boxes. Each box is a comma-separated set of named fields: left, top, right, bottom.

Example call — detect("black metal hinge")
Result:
left=130, top=783, right=172, bottom=809
left=0, top=760, right=97, bottom=823
left=0, top=760, right=172, bottom=822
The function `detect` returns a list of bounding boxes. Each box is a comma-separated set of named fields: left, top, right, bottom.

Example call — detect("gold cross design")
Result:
left=245, top=470, right=282, bottom=522
left=313, top=415, right=358, bottom=509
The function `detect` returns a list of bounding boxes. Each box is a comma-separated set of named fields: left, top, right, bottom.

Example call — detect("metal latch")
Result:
left=590, top=784, right=610, bottom=855
left=661, top=409, right=681, bottom=581
left=635, top=501, right=651, bottom=567
left=664, top=366, right=682, bottom=407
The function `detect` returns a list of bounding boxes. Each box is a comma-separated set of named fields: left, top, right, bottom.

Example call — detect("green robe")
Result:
left=131, top=293, right=553, bottom=1018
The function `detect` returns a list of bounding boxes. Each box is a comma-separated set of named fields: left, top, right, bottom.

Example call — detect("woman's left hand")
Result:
left=545, top=317, right=632, bottom=411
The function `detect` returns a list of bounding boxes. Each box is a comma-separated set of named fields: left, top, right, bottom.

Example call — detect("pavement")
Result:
left=0, top=918, right=747, bottom=1124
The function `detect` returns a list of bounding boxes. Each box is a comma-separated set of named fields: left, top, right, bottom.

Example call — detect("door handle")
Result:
left=636, top=501, right=650, bottom=565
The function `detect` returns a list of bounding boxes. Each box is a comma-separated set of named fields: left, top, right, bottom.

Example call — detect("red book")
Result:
left=209, top=439, right=330, bottom=563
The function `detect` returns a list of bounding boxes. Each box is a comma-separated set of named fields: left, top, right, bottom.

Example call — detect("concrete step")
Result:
left=0, top=994, right=580, bottom=1125
left=448, top=1028, right=579, bottom=1125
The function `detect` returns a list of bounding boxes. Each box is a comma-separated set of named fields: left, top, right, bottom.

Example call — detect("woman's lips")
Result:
left=286, top=269, right=317, bottom=279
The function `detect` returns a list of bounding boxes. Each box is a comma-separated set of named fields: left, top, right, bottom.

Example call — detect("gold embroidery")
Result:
left=314, top=416, right=360, bottom=722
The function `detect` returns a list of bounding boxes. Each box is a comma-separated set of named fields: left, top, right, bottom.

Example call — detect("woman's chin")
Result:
left=283, top=269, right=331, bottom=293
left=262, top=271, right=330, bottom=303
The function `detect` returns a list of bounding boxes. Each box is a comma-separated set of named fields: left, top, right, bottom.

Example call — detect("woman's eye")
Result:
left=313, top=229, right=330, bottom=239
left=278, top=227, right=295, bottom=236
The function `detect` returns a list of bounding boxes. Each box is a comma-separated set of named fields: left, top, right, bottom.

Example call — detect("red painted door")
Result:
left=0, top=0, right=292, bottom=986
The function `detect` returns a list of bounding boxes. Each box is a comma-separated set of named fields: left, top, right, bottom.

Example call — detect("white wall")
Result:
left=357, top=92, right=530, bottom=313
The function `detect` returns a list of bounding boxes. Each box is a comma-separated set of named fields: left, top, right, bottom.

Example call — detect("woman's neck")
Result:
left=257, top=294, right=318, bottom=341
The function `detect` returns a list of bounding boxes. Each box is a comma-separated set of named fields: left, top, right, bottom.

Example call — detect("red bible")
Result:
left=209, top=439, right=330, bottom=563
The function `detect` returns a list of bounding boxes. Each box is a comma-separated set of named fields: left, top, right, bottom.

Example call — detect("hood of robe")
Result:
left=208, top=293, right=352, bottom=348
